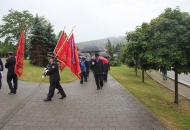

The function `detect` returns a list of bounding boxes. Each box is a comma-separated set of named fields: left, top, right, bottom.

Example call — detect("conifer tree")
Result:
left=29, top=14, right=47, bottom=66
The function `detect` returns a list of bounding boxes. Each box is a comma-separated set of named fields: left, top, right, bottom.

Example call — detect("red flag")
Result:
left=53, top=31, right=66, bottom=71
left=14, top=29, right=25, bottom=76
left=66, top=34, right=81, bottom=79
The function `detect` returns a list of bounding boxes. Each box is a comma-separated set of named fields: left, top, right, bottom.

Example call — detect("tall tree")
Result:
left=148, top=7, right=190, bottom=104
left=28, top=14, right=47, bottom=66
left=0, top=9, right=34, bottom=45
left=106, top=39, right=113, bottom=59
left=44, top=23, right=56, bottom=52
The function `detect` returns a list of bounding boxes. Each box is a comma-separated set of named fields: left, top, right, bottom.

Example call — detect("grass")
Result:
left=109, top=66, right=190, bottom=130
left=19, top=60, right=77, bottom=83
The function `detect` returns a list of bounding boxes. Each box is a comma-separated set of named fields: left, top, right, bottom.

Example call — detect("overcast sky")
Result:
left=0, top=0, right=190, bottom=43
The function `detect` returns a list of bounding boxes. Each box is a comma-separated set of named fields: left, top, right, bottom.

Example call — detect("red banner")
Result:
left=14, top=29, right=25, bottom=76
left=53, top=31, right=66, bottom=71
left=66, top=34, right=81, bottom=79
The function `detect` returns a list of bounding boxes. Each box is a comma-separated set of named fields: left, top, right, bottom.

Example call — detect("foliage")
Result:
left=121, top=7, right=190, bottom=103
left=105, top=39, right=113, bottom=59
left=109, top=60, right=122, bottom=66
left=28, top=14, right=47, bottom=66
left=0, top=9, right=34, bottom=51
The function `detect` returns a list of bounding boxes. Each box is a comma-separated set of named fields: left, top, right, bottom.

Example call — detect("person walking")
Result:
left=163, top=70, right=167, bottom=80
left=91, top=53, right=104, bottom=90
left=79, top=56, right=86, bottom=84
left=82, top=56, right=89, bottom=82
left=0, top=57, right=4, bottom=89
left=43, top=54, right=66, bottom=101
left=5, top=52, right=17, bottom=94
left=103, top=60, right=110, bottom=82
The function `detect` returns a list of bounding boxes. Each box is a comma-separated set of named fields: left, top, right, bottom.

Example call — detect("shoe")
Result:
left=97, top=88, right=100, bottom=90
left=43, top=98, right=51, bottom=101
left=8, top=92, right=13, bottom=95
left=59, top=95, right=66, bottom=99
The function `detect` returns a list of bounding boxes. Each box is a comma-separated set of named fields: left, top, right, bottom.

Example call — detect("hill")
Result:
left=76, top=36, right=127, bottom=49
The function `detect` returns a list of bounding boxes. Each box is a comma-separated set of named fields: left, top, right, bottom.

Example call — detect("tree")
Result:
left=44, top=23, right=56, bottom=52
left=106, top=39, right=113, bottom=59
left=0, top=9, right=34, bottom=48
left=28, top=14, right=47, bottom=66
left=148, top=7, right=190, bottom=104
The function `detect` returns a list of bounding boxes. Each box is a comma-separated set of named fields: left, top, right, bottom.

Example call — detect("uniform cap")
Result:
left=48, top=52, right=54, bottom=55
left=47, top=54, right=55, bottom=59
left=82, top=56, right=86, bottom=59
left=8, top=52, right=14, bottom=55
left=95, top=53, right=99, bottom=56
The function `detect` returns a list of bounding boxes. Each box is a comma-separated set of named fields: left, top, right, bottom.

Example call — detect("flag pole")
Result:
left=53, top=26, right=66, bottom=54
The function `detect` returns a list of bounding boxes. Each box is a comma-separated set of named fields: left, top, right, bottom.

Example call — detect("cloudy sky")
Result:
left=0, top=0, right=190, bottom=43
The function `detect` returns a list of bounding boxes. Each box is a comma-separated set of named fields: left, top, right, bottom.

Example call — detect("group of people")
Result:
left=79, top=53, right=110, bottom=90
left=0, top=51, right=110, bottom=102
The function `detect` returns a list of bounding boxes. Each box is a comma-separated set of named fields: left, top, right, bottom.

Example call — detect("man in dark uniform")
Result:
left=0, top=57, right=4, bottom=89
left=5, top=52, right=17, bottom=94
left=45, top=52, right=60, bottom=94
left=91, top=53, right=104, bottom=90
left=43, top=54, right=66, bottom=101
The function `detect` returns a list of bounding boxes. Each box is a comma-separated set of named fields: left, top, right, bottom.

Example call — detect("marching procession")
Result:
left=0, top=26, right=110, bottom=102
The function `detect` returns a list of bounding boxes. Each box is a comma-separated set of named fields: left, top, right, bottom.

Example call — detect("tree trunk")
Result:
left=174, top=70, right=179, bottom=104
left=135, top=58, right=137, bottom=76
left=142, top=70, right=144, bottom=83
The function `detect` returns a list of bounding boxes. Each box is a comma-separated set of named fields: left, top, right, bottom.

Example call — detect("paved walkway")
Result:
left=0, top=59, right=166, bottom=130
left=146, top=70, right=190, bottom=100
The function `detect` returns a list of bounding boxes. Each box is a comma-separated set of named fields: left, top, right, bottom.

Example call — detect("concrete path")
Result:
left=0, top=59, right=166, bottom=130
left=146, top=70, right=190, bottom=100
left=166, top=71, right=190, bottom=87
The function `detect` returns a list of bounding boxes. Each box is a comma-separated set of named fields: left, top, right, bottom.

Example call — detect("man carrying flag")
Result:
left=5, top=29, right=25, bottom=94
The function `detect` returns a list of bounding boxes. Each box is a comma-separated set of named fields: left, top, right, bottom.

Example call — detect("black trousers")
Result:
left=103, top=71, right=108, bottom=81
left=0, top=78, right=1, bottom=89
left=47, top=81, right=66, bottom=99
left=94, top=74, right=103, bottom=89
left=80, top=72, right=85, bottom=84
left=7, top=74, right=18, bottom=93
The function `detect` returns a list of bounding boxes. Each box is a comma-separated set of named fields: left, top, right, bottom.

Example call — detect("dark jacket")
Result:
left=104, top=62, right=110, bottom=72
left=84, top=60, right=89, bottom=70
left=46, top=61, right=60, bottom=83
left=92, top=59, right=104, bottom=75
left=0, top=58, right=3, bottom=71
left=5, top=57, right=16, bottom=75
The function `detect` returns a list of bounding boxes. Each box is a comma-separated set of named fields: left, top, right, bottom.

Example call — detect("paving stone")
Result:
left=0, top=61, right=167, bottom=130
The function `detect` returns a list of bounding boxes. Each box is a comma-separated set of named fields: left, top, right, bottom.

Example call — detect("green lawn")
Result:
left=19, top=60, right=77, bottom=83
left=109, top=66, right=190, bottom=130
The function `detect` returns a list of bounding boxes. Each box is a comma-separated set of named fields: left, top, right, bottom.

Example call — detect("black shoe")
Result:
left=43, top=98, right=51, bottom=101
left=8, top=92, right=13, bottom=95
left=59, top=95, right=66, bottom=99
